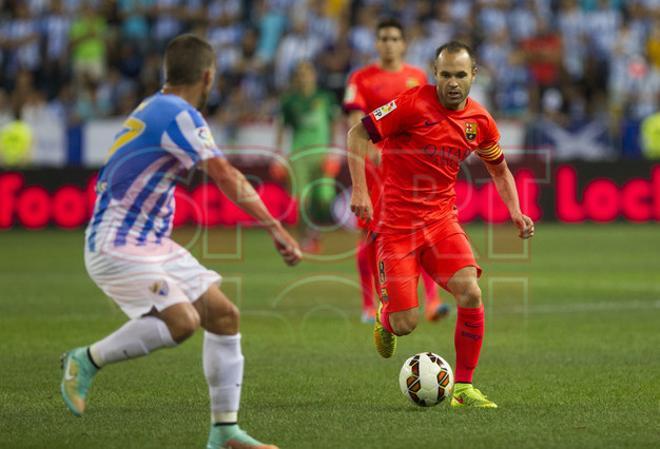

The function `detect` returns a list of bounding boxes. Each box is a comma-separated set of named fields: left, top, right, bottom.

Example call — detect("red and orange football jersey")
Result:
left=344, top=63, right=427, bottom=230
left=361, top=85, right=504, bottom=232
left=343, top=63, right=427, bottom=114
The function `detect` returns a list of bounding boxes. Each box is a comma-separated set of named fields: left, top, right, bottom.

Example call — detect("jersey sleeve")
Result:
left=161, top=108, right=224, bottom=170
left=476, top=114, right=504, bottom=165
left=343, top=71, right=367, bottom=113
left=360, top=89, right=417, bottom=143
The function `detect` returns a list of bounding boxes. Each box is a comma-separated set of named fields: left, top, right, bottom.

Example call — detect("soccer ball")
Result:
left=399, top=352, right=454, bottom=407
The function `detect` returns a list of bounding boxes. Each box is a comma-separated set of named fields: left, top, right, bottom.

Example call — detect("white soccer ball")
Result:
left=399, top=352, right=454, bottom=407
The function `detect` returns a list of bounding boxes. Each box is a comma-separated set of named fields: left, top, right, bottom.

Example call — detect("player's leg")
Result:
left=387, top=306, right=419, bottom=336
left=421, top=270, right=450, bottom=322
left=291, top=151, right=321, bottom=253
left=446, top=267, right=495, bottom=408
left=61, top=301, right=198, bottom=416
left=420, top=233, right=496, bottom=408
left=374, top=233, right=421, bottom=357
left=357, top=231, right=376, bottom=322
left=194, top=284, right=277, bottom=449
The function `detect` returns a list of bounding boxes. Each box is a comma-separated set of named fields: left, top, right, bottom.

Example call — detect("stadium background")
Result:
left=0, top=1, right=659, bottom=449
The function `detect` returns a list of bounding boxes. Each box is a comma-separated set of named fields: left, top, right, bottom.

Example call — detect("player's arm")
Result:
left=347, top=110, right=363, bottom=129
left=347, top=109, right=380, bottom=164
left=347, top=92, right=415, bottom=221
left=202, top=157, right=302, bottom=265
left=484, top=159, right=535, bottom=239
left=347, top=121, right=372, bottom=221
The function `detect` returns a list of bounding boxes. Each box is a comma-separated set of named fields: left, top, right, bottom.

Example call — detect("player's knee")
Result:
left=222, top=303, right=240, bottom=332
left=390, top=311, right=418, bottom=336
left=169, top=308, right=200, bottom=343
left=457, top=283, right=482, bottom=308
left=205, top=302, right=240, bottom=335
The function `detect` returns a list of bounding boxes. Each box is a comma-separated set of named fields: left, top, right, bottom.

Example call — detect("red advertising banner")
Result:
left=0, top=162, right=658, bottom=229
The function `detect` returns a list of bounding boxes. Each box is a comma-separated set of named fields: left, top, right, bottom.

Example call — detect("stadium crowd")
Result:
left=0, top=0, right=658, bottom=164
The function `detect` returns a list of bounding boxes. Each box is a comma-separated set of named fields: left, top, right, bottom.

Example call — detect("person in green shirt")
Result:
left=70, top=2, right=108, bottom=83
left=272, top=61, right=341, bottom=252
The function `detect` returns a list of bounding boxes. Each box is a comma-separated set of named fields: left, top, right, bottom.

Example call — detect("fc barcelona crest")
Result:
left=465, top=122, right=477, bottom=141
left=406, top=77, right=420, bottom=89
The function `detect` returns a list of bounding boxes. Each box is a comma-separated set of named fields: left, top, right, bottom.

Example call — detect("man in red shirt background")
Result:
left=343, top=18, right=448, bottom=324
left=347, top=41, right=534, bottom=408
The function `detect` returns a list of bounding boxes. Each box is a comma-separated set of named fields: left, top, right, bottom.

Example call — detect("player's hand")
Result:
left=512, top=213, right=535, bottom=239
left=268, top=222, right=303, bottom=266
left=350, top=189, right=373, bottom=221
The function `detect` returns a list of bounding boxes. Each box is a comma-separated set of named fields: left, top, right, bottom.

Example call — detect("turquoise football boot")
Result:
left=60, top=347, right=99, bottom=416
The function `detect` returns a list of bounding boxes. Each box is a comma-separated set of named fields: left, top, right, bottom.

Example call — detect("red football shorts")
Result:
left=374, top=219, right=481, bottom=314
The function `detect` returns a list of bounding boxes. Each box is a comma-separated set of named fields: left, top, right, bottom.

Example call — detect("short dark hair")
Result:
left=435, top=41, right=476, bottom=69
left=164, top=34, right=215, bottom=86
left=376, top=18, right=404, bottom=39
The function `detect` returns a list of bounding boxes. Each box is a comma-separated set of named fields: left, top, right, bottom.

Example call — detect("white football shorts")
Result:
left=84, top=238, right=221, bottom=319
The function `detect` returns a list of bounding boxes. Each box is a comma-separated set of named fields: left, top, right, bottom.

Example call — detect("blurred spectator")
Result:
left=477, top=0, right=508, bottom=36
left=520, top=17, right=563, bottom=113
left=348, top=5, right=378, bottom=67
left=272, top=61, right=340, bottom=246
left=317, top=27, right=352, bottom=102
left=41, top=0, right=71, bottom=99
left=308, top=0, right=339, bottom=47
left=0, top=0, right=656, bottom=164
left=426, top=1, right=455, bottom=49
left=648, top=20, right=660, bottom=69
left=70, top=2, right=108, bottom=83
left=152, top=0, right=183, bottom=50
left=406, top=21, right=435, bottom=77
left=508, top=0, right=538, bottom=43
left=253, top=0, right=287, bottom=64
left=75, top=77, right=111, bottom=121
left=3, top=2, right=41, bottom=84
left=275, top=16, right=322, bottom=89
left=558, top=0, right=587, bottom=82
left=117, top=0, right=151, bottom=54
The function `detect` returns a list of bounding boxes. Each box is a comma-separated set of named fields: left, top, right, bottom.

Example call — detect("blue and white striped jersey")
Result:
left=86, top=93, right=223, bottom=252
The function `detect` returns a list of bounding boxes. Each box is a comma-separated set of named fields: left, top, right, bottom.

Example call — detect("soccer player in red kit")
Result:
left=347, top=41, right=535, bottom=408
left=343, top=18, right=448, bottom=324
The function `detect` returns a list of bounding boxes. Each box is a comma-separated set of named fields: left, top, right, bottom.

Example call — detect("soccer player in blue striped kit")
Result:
left=60, top=34, right=301, bottom=449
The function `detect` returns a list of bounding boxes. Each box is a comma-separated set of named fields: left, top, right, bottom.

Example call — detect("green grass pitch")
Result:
left=1, top=224, right=658, bottom=449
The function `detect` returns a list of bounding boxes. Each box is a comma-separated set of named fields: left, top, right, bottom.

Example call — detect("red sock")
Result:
left=454, top=306, right=485, bottom=383
left=421, top=271, right=439, bottom=306
left=356, top=240, right=374, bottom=311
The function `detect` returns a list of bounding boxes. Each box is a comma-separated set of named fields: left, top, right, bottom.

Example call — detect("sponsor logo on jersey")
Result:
left=465, top=122, right=477, bottom=141
left=374, top=100, right=397, bottom=120
left=197, top=126, right=216, bottom=149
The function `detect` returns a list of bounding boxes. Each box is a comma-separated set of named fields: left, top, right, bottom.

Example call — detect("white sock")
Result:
left=89, top=316, right=176, bottom=367
left=203, top=332, right=244, bottom=424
